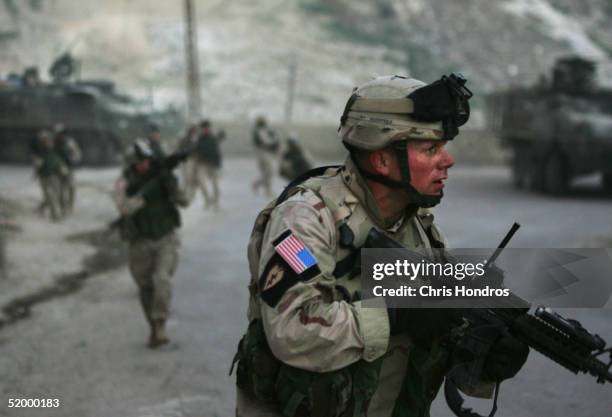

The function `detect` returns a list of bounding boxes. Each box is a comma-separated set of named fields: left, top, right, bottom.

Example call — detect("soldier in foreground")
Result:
left=53, top=124, right=82, bottom=215
left=251, top=116, right=279, bottom=197
left=233, top=75, right=529, bottom=416
left=113, top=140, right=188, bottom=348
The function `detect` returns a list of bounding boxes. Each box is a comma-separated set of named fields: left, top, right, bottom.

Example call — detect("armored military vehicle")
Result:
left=0, top=54, right=181, bottom=165
left=487, top=56, right=612, bottom=194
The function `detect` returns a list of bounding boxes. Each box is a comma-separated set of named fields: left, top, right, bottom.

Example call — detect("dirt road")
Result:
left=1, top=160, right=610, bottom=417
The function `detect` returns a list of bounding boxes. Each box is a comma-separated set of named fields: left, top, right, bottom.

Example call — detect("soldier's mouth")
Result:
left=431, top=177, right=447, bottom=191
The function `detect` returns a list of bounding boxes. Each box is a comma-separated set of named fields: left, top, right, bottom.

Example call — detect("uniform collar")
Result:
left=341, top=156, right=417, bottom=229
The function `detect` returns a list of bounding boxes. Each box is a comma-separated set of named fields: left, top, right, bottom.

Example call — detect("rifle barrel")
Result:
left=485, top=222, right=520, bottom=267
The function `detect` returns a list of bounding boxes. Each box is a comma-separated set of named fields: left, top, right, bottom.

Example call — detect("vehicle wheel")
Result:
left=544, top=152, right=569, bottom=195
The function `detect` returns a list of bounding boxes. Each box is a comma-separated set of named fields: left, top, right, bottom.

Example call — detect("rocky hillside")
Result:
left=1, top=0, right=611, bottom=124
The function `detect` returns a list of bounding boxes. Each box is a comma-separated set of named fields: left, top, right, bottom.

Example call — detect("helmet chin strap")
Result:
left=349, top=142, right=443, bottom=208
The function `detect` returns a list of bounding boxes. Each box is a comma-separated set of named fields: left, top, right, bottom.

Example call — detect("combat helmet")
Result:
left=133, top=138, right=154, bottom=160
left=123, top=138, right=154, bottom=166
left=338, top=74, right=473, bottom=207
left=255, top=115, right=268, bottom=128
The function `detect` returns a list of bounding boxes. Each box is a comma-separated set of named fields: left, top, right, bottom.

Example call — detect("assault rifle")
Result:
left=109, top=146, right=194, bottom=237
left=365, top=225, right=612, bottom=417
left=125, top=146, right=194, bottom=196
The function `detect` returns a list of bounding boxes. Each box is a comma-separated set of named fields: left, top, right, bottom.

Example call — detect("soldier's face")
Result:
left=41, top=137, right=52, bottom=148
left=406, top=140, right=454, bottom=195
left=135, top=159, right=150, bottom=175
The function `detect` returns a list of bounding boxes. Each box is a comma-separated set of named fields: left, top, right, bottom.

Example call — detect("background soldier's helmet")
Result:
left=338, top=75, right=445, bottom=151
left=132, top=138, right=154, bottom=160
left=53, top=123, right=66, bottom=135
left=39, top=130, right=53, bottom=147
left=39, top=129, right=52, bottom=140
left=148, top=123, right=160, bottom=134
left=255, top=116, right=268, bottom=128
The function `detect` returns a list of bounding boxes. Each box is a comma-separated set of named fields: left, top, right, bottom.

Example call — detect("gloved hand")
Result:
left=160, top=172, right=179, bottom=196
left=387, top=308, right=464, bottom=340
left=482, top=332, right=529, bottom=381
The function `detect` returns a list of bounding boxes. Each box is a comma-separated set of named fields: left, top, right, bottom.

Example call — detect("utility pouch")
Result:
left=233, top=319, right=281, bottom=403
left=117, top=216, right=139, bottom=242
left=275, top=358, right=383, bottom=417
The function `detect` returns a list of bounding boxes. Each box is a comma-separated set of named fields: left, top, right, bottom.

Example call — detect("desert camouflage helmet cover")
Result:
left=339, top=75, right=445, bottom=150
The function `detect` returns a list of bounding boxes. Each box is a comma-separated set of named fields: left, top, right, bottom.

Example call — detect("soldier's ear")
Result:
left=368, top=149, right=393, bottom=176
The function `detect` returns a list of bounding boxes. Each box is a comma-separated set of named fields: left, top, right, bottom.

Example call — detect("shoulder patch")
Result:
left=273, top=230, right=318, bottom=274
left=259, top=231, right=322, bottom=308
left=262, top=264, right=285, bottom=291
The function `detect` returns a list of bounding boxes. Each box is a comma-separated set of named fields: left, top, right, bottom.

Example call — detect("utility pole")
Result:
left=284, top=53, right=297, bottom=124
left=184, top=0, right=202, bottom=122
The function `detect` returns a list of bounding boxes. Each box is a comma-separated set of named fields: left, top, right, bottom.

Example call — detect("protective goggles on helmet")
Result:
left=133, top=138, right=154, bottom=160
left=340, top=73, right=473, bottom=140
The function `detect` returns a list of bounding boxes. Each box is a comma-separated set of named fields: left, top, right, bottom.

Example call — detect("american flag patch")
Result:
left=274, top=232, right=318, bottom=274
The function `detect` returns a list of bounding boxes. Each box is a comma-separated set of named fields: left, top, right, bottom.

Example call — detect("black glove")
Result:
left=387, top=308, right=463, bottom=340
left=160, top=172, right=179, bottom=197
left=482, top=332, right=529, bottom=381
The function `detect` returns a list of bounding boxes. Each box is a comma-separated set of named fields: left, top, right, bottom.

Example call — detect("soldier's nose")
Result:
left=439, top=148, right=454, bottom=169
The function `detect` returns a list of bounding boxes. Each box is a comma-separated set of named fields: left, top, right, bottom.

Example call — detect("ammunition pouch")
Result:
left=234, top=319, right=281, bottom=404
left=276, top=358, right=383, bottom=417
left=232, top=319, right=383, bottom=417
left=115, top=216, right=139, bottom=242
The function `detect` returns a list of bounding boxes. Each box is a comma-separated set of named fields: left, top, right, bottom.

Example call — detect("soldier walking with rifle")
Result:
left=113, top=139, right=190, bottom=348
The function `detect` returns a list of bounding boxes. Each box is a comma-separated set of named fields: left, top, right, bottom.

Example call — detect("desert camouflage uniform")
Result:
left=34, top=150, right=67, bottom=221
left=113, top=171, right=186, bottom=345
left=236, top=157, right=493, bottom=417
left=55, top=135, right=82, bottom=214
left=252, top=125, right=279, bottom=197
left=128, top=231, right=180, bottom=323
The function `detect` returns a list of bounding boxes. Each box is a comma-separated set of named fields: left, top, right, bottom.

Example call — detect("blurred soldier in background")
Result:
left=32, top=131, right=66, bottom=221
left=278, top=133, right=314, bottom=182
left=53, top=123, right=82, bottom=215
left=146, top=124, right=167, bottom=159
left=234, top=75, right=528, bottom=416
left=113, top=139, right=188, bottom=348
left=192, top=119, right=224, bottom=210
left=29, top=130, right=47, bottom=213
left=251, top=116, right=279, bottom=197
left=22, top=67, right=40, bottom=87
left=177, top=124, right=199, bottom=204
left=0, top=208, right=9, bottom=280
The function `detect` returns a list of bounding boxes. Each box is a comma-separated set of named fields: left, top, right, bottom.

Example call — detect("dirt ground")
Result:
left=0, top=160, right=611, bottom=417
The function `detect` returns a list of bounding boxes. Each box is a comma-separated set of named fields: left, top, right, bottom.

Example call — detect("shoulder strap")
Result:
left=444, top=378, right=500, bottom=417
left=275, top=165, right=342, bottom=207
